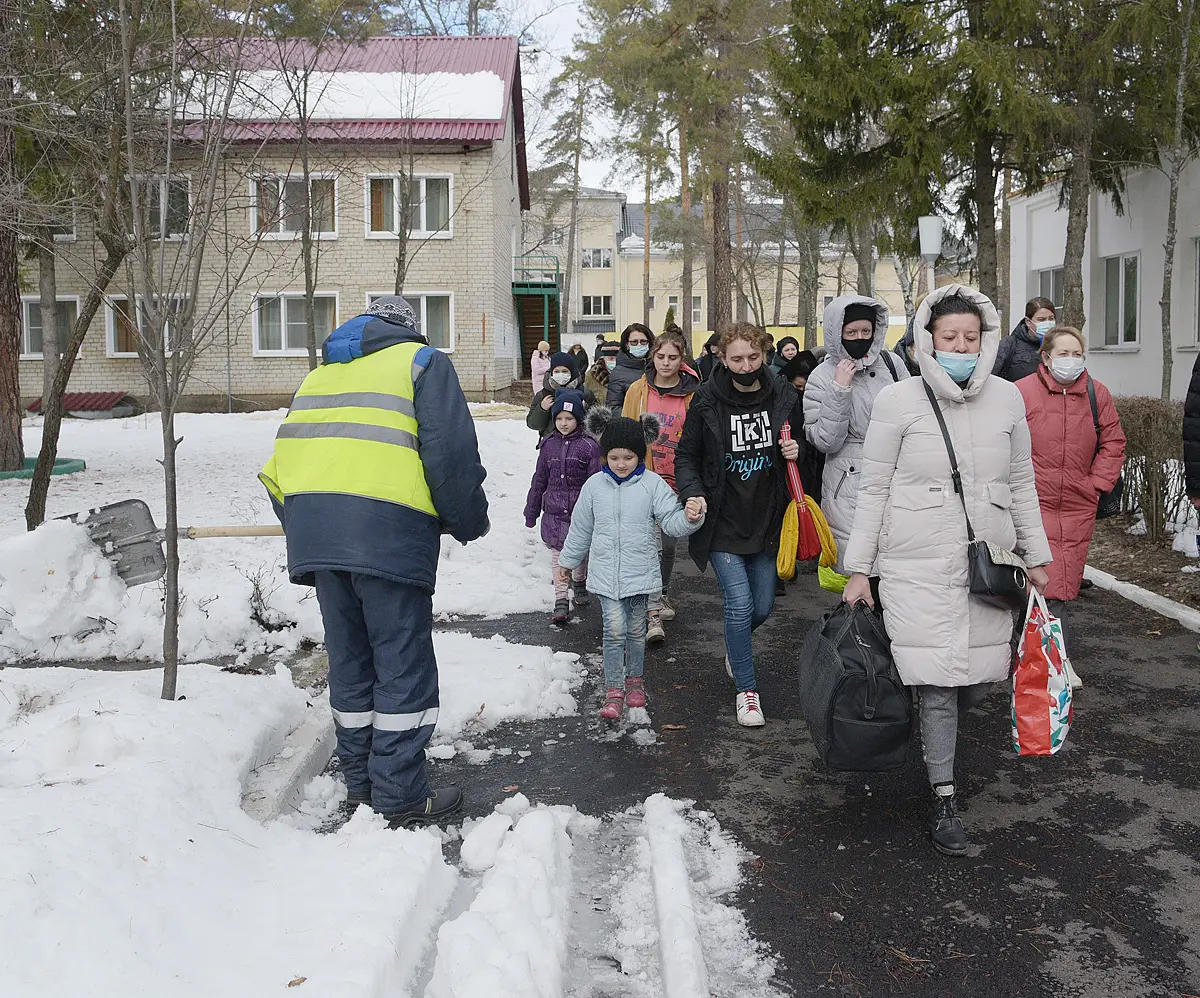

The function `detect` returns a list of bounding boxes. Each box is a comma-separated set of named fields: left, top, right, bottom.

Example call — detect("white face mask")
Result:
left=1049, top=356, right=1085, bottom=383
left=551, top=370, right=572, bottom=386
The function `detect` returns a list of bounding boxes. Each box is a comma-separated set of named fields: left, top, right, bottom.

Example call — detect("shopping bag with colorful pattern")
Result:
left=1011, top=589, right=1073, bottom=756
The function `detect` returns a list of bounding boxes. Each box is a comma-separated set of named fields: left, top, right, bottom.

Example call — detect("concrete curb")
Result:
left=644, top=794, right=710, bottom=998
left=1084, top=564, right=1200, bottom=635
left=242, top=690, right=336, bottom=823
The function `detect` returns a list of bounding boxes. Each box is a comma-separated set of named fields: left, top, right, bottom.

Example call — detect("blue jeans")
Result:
left=710, top=551, right=778, bottom=692
left=598, top=594, right=648, bottom=688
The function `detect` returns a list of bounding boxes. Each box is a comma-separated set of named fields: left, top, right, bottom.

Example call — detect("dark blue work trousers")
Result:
left=314, top=570, right=439, bottom=813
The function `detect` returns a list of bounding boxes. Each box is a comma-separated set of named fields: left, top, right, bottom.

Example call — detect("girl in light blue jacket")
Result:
left=558, top=408, right=705, bottom=720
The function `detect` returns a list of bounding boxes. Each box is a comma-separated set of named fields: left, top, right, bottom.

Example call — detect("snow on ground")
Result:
left=0, top=664, right=779, bottom=998
left=0, top=412, right=552, bottom=663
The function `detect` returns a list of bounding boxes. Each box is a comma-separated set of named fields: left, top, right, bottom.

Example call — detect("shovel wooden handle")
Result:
left=181, top=525, right=284, bottom=539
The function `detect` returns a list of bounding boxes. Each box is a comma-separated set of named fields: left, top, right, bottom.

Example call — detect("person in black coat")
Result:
left=605, top=323, right=654, bottom=410
left=893, top=318, right=920, bottom=376
left=527, top=352, right=597, bottom=441
left=993, top=296, right=1057, bottom=382
left=697, top=332, right=722, bottom=381
left=780, top=351, right=823, bottom=503
left=1186, top=350, right=1200, bottom=507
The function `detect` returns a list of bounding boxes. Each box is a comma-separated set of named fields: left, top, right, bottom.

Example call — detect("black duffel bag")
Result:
left=798, top=601, right=912, bottom=772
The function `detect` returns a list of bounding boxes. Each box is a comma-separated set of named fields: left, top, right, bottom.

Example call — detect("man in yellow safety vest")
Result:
left=260, top=295, right=489, bottom=827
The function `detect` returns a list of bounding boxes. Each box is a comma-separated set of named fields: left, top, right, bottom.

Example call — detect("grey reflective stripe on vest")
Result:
left=331, top=708, right=373, bottom=729
left=373, top=707, right=440, bottom=732
left=276, top=421, right=419, bottom=451
left=290, top=391, right=416, bottom=419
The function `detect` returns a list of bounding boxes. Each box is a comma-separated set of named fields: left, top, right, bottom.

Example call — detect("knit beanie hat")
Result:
left=585, top=409, right=660, bottom=459
left=551, top=389, right=585, bottom=422
left=841, top=302, right=877, bottom=329
left=781, top=351, right=818, bottom=382
left=366, top=295, right=419, bottom=331
left=598, top=341, right=620, bottom=361
left=549, top=351, right=575, bottom=372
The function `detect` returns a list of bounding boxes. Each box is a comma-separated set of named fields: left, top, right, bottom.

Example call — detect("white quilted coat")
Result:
left=842, top=285, right=1053, bottom=688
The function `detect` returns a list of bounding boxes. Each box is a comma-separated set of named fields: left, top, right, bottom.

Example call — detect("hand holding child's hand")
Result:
left=554, top=566, right=571, bottom=585
left=685, top=497, right=705, bottom=523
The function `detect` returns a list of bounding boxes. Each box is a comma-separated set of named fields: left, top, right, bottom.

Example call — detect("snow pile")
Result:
left=433, top=632, right=580, bottom=747
left=0, top=664, right=457, bottom=996
left=427, top=806, right=575, bottom=998
left=0, top=413, right=553, bottom=663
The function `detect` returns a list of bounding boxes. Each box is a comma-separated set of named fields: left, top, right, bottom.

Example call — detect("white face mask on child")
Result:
left=551, top=371, right=572, bottom=386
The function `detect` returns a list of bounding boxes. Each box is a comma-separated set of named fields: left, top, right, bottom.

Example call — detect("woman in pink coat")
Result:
left=1017, top=326, right=1126, bottom=628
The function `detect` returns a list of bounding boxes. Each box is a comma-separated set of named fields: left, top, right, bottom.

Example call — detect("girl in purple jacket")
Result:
left=524, top=390, right=602, bottom=624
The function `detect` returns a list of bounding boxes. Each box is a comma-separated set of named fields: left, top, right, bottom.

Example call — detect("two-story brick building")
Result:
left=18, top=35, right=532, bottom=408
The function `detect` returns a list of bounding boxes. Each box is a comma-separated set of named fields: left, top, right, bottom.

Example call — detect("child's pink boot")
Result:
left=599, top=688, right=624, bottom=720
left=624, top=676, right=647, bottom=709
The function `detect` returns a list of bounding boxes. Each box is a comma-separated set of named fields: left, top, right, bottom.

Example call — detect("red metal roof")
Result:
left=26, top=392, right=132, bottom=414
left=211, top=35, right=529, bottom=209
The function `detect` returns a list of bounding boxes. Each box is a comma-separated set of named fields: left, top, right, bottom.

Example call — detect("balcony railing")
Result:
left=512, top=254, right=561, bottom=288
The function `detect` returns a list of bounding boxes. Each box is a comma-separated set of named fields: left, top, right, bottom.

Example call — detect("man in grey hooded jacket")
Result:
left=804, top=295, right=909, bottom=574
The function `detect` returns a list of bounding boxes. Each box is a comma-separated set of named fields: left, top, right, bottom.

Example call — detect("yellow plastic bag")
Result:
left=777, top=500, right=799, bottom=581
left=812, top=499, right=848, bottom=593
left=818, top=564, right=849, bottom=594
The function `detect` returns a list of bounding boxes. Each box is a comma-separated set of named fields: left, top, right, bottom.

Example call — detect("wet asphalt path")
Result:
left=428, top=561, right=1200, bottom=998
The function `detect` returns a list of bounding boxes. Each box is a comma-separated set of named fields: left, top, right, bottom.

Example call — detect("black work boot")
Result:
left=383, top=787, right=464, bottom=829
left=928, top=785, right=969, bottom=857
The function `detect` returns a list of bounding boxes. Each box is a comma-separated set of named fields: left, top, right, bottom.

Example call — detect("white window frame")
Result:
left=546, top=227, right=564, bottom=247
left=126, top=175, right=191, bottom=241
left=582, top=294, right=613, bottom=317
left=692, top=295, right=703, bottom=325
left=1101, top=252, right=1141, bottom=347
left=365, top=291, right=455, bottom=352
left=1037, top=266, right=1065, bottom=311
left=252, top=291, right=341, bottom=357
left=19, top=295, right=80, bottom=359
left=581, top=248, right=613, bottom=269
left=252, top=174, right=339, bottom=241
left=363, top=174, right=453, bottom=240
left=105, top=295, right=189, bottom=358
left=668, top=294, right=679, bottom=312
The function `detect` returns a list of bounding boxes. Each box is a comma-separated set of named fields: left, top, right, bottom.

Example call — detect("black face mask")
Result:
left=730, top=366, right=763, bottom=386
left=841, top=336, right=872, bottom=361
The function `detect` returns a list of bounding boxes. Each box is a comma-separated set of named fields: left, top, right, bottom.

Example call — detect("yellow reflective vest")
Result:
left=259, top=341, right=436, bottom=517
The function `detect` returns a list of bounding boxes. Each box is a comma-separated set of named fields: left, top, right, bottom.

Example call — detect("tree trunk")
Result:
left=973, top=133, right=999, bottom=304
left=299, top=106, right=319, bottom=370
left=160, top=413, right=181, bottom=699
left=679, top=114, right=692, bottom=339
left=1160, top=0, right=1196, bottom=399
left=703, top=186, right=716, bottom=331
left=892, top=254, right=916, bottom=326
left=800, top=225, right=820, bottom=348
left=0, top=88, right=21, bottom=473
left=560, top=85, right=585, bottom=337
left=997, top=167, right=1012, bottom=328
left=37, top=234, right=60, bottom=405
left=773, top=224, right=785, bottom=325
left=852, top=220, right=874, bottom=296
left=1062, top=127, right=1093, bottom=330
left=712, top=176, right=732, bottom=332
left=643, top=143, right=652, bottom=327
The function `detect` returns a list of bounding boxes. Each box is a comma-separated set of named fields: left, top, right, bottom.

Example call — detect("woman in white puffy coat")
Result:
left=803, top=295, right=908, bottom=574
left=842, top=285, right=1052, bottom=858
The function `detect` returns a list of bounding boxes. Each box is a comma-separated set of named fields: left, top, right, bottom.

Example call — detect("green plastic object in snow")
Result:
left=0, top=457, right=86, bottom=480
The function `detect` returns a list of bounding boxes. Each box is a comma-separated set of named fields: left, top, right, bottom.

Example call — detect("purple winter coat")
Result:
left=524, top=428, right=602, bottom=550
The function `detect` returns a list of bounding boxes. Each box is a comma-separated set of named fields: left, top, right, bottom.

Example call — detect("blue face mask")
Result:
left=628, top=343, right=650, bottom=359
left=935, top=352, right=980, bottom=383
left=1035, top=320, right=1054, bottom=340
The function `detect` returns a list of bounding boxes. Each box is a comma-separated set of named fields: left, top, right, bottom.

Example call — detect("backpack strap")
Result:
left=880, top=350, right=899, bottom=382
left=923, top=381, right=976, bottom=541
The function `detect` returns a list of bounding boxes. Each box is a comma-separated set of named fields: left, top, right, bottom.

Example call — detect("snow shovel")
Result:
left=62, top=499, right=283, bottom=588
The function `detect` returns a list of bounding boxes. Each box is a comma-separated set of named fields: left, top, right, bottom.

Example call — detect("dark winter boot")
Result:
left=552, top=598, right=570, bottom=625
left=340, top=787, right=372, bottom=816
left=383, top=787, right=464, bottom=829
left=572, top=586, right=590, bottom=608
left=928, top=785, right=969, bottom=857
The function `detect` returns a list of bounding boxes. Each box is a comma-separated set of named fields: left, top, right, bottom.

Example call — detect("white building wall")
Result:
left=1008, top=162, right=1200, bottom=399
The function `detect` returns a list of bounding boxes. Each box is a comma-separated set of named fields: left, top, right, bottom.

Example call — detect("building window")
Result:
left=692, top=295, right=703, bottom=325
left=668, top=294, right=679, bottom=312
left=367, top=292, right=453, bottom=351
left=581, top=248, right=612, bottom=269
left=126, top=176, right=190, bottom=239
left=823, top=295, right=835, bottom=311
left=254, top=294, right=337, bottom=355
left=582, top=295, right=612, bottom=317
left=544, top=226, right=564, bottom=247
left=1103, top=253, right=1139, bottom=346
left=647, top=295, right=656, bottom=311
left=21, top=298, right=78, bottom=357
left=254, top=177, right=336, bottom=237
left=1038, top=266, right=1064, bottom=310
left=107, top=296, right=189, bottom=357
left=367, top=176, right=451, bottom=238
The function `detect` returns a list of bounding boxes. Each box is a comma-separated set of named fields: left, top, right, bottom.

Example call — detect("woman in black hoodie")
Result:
left=605, top=323, right=654, bottom=411
left=697, top=332, right=722, bottom=381
left=675, top=322, right=798, bottom=728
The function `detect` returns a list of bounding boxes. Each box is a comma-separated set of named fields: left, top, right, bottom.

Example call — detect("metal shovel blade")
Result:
left=59, top=499, right=167, bottom=588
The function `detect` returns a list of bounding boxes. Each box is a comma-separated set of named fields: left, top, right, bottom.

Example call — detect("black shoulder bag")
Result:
left=1086, top=375, right=1124, bottom=519
left=923, top=382, right=1029, bottom=610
